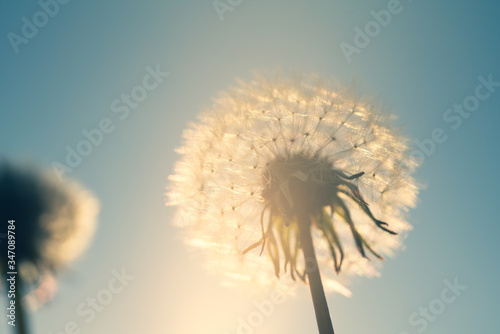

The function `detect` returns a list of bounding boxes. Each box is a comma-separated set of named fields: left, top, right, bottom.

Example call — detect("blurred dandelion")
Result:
left=0, top=160, right=99, bottom=334
left=167, top=72, right=418, bottom=333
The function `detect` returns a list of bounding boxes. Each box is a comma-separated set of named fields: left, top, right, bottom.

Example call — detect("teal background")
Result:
left=1, top=0, right=499, bottom=333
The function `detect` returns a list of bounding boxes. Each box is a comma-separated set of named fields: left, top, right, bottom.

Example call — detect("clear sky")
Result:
left=1, top=0, right=499, bottom=333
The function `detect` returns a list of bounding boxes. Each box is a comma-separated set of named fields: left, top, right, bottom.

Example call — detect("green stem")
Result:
left=298, top=213, right=335, bottom=334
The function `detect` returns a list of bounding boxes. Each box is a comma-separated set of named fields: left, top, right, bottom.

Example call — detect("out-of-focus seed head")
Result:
left=0, top=160, right=99, bottom=280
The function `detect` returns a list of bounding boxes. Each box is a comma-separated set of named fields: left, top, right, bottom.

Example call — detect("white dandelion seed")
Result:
left=167, top=72, right=418, bottom=333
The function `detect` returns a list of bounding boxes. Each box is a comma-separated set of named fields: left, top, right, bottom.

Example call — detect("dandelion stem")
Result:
left=12, top=276, right=29, bottom=334
left=298, top=212, right=335, bottom=334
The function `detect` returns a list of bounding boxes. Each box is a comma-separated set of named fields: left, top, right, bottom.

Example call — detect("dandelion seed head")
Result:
left=168, top=73, right=418, bottom=296
left=0, top=161, right=99, bottom=279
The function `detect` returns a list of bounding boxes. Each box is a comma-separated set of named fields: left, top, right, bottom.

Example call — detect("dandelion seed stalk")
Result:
left=12, top=277, right=29, bottom=334
left=297, top=211, right=335, bottom=334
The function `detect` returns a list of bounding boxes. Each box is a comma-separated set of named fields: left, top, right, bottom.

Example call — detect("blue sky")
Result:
left=1, top=0, right=499, bottom=333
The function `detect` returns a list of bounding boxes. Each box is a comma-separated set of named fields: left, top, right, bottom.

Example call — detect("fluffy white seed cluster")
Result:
left=168, top=73, right=418, bottom=296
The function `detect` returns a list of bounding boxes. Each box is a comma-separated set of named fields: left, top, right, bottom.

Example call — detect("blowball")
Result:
left=168, top=73, right=418, bottom=296
left=0, top=160, right=99, bottom=278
